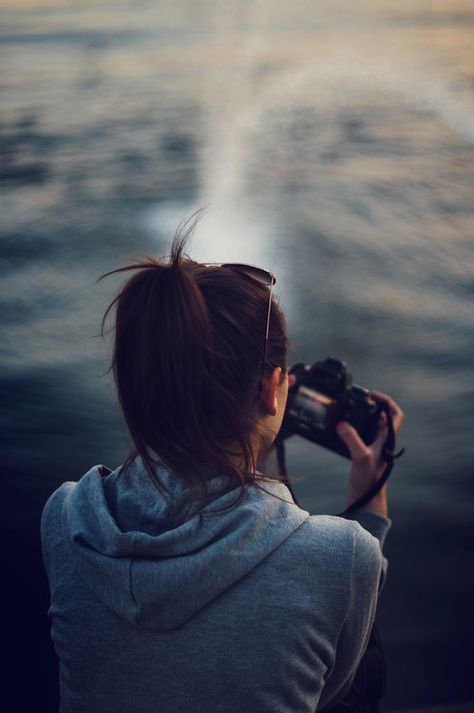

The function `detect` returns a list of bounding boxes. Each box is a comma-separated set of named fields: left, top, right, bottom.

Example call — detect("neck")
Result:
left=224, top=434, right=272, bottom=476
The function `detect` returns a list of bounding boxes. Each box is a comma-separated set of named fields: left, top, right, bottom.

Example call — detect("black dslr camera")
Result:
left=279, top=357, right=382, bottom=459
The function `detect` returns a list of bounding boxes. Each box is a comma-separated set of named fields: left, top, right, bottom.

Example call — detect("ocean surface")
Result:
left=1, top=1, right=474, bottom=710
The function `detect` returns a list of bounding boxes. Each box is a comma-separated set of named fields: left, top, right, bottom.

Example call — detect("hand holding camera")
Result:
left=278, top=358, right=405, bottom=517
left=337, top=390, right=404, bottom=517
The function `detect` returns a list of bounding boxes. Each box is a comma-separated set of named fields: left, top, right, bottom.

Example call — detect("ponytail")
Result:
left=97, top=210, right=289, bottom=504
left=151, top=245, right=213, bottom=420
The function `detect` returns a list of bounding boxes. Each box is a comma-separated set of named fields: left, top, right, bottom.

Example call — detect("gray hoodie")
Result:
left=41, top=457, right=391, bottom=713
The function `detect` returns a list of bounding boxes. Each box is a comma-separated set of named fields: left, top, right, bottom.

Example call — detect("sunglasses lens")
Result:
left=223, top=264, right=275, bottom=286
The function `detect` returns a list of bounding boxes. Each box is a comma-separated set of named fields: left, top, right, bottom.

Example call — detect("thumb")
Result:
left=336, top=421, right=370, bottom=462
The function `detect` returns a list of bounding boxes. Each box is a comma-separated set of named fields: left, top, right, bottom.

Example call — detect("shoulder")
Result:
left=40, top=464, right=104, bottom=539
left=272, top=513, right=356, bottom=587
left=41, top=482, right=74, bottom=530
left=40, top=482, right=76, bottom=566
left=262, top=514, right=380, bottom=629
left=284, top=514, right=383, bottom=586
left=293, top=513, right=358, bottom=556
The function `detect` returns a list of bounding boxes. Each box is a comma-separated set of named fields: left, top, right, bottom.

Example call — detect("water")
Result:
left=1, top=1, right=474, bottom=709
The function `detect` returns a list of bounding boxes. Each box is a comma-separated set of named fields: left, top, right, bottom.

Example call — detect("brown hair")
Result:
left=97, top=209, right=289, bottom=505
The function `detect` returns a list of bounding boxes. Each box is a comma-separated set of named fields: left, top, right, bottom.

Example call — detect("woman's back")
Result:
left=41, top=457, right=390, bottom=713
left=41, top=217, right=403, bottom=710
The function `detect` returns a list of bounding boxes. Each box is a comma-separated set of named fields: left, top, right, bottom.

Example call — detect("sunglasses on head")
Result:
left=201, top=263, right=276, bottom=375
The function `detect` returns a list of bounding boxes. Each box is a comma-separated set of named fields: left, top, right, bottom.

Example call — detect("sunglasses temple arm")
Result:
left=263, top=281, right=274, bottom=365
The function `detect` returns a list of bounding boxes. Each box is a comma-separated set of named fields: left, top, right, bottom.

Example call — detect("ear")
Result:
left=261, top=367, right=282, bottom=416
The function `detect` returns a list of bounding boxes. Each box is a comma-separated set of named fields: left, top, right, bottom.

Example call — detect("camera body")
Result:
left=279, top=357, right=381, bottom=459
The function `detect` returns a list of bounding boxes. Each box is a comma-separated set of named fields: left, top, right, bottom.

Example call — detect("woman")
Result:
left=41, top=213, right=404, bottom=713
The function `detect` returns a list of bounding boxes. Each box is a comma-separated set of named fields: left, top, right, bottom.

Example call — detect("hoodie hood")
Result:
left=58, top=458, right=310, bottom=631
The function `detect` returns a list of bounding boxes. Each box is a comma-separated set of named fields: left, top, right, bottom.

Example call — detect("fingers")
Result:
left=377, top=411, right=388, bottom=427
left=369, top=389, right=405, bottom=434
left=337, top=412, right=388, bottom=467
left=336, top=421, right=371, bottom=464
left=372, top=415, right=389, bottom=455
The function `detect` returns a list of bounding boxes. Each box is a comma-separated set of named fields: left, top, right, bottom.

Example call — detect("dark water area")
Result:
left=1, top=1, right=474, bottom=711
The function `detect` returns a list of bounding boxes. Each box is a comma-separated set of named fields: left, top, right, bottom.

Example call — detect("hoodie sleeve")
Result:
left=317, top=520, right=384, bottom=711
